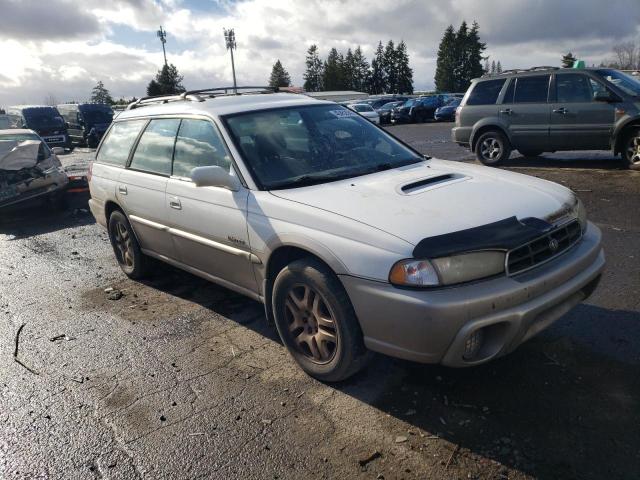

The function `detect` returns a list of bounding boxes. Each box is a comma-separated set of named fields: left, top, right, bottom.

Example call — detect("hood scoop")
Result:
left=399, top=173, right=468, bottom=195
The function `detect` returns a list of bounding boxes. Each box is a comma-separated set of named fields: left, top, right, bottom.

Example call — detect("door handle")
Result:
left=499, top=108, right=513, bottom=115
left=169, top=197, right=182, bottom=210
left=118, top=185, right=127, bottom=195
left=553, top=107, right=568, bottom=115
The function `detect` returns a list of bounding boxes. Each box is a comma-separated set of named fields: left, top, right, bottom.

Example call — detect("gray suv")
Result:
left=452, top=67, right=640, bottom=169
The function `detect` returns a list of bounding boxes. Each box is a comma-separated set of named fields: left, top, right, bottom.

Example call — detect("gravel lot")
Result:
left=1, top=122, right=638, bottom=480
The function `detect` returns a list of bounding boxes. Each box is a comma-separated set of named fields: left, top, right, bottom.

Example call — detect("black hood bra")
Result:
left=412, top=216, right=554, bottom=259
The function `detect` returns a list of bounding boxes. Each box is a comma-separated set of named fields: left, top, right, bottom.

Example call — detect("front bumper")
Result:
left=340, top=222, right=604, bottom=367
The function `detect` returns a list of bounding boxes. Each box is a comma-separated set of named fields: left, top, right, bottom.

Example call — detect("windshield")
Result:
left=403, top=99, right=417, bottom=107
left=380, top=102, right=400, bottom=111
left=225, top=104, right=423, bottom=190
left=82, top=108, right=114, bottom=125
left=23, top=109, right=64, bottom=130
left=595, top=69, right=640, bottom=97
left=352, top=104, right=374, bottom=113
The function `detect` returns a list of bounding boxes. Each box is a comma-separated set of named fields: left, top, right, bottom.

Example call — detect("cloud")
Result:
left=1, top=0, right=639, bottom=106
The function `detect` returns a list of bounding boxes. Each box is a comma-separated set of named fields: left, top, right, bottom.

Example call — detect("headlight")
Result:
left=389, top=251, right=506, bottom=287
left=574, top=197, right=587, bottom=232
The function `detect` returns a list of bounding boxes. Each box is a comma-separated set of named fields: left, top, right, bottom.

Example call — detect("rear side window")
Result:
left=556, top=74, right=592, bottom=103
left=466, top=79, right=506, bottom=105
left=130, top=118, right=180, bottom=176
left=96, top=120, right=147, bottom=166
left=514, top=75, right=550, bottom=103
left=172, top=119, right=232, bottom=178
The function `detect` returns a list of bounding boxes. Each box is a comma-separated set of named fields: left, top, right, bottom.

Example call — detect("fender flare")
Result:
left=470, top=118, right=512, bottom=150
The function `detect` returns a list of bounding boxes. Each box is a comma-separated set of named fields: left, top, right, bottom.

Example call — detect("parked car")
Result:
left=452, top=67, right=640, bottom=169
left=57, top=103, right=114, bottom=148
left=391, top=96, right=445, bottom=123
left=377, top=101, right=404, bottom=124
left=0, top=129, right=68, bottom=209
left=5, top=106, right=71, bottom=149
left=347, top=103, right=380, bottom=124
left=366, top=96, right=410, bottom=110
left=434, top=98, right=462, bottom=122
left=89, top=88, right=604, bottom=381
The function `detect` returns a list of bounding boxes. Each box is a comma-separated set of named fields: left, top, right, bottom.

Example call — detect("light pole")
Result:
left=157, top=26, right=168, bottom=67
left=224, top=28, right=237, bottom=93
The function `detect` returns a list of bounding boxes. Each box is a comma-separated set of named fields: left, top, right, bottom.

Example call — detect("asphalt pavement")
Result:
left=1, top=122, right=638, bottom=480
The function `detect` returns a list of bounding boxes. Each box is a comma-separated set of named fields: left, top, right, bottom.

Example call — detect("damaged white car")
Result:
left=0, top=129, right=69, bottom=209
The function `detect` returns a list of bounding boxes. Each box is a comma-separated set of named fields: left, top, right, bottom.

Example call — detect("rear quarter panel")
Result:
left=88, top=163, right=121, bottom=227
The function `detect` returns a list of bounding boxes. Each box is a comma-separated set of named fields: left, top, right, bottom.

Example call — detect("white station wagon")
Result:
left=88, top=88, right=605, bottom=381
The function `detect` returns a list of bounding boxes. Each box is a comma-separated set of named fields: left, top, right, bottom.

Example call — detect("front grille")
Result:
left=507, top=220, right=582, bottom=275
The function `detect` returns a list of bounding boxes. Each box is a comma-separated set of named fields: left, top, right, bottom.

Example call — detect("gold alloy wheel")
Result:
left=112, top=221, right=134, bottom=268
left=284, top=284, right=339, bottom=364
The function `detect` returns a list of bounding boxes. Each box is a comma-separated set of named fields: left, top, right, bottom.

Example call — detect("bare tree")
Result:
left=609, top=41, right=639, bottom=70
left=43, top=93, right=58, bottom=106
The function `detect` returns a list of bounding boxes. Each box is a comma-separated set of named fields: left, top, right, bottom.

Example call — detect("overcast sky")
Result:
left=1, top=0, right=639, bottom=106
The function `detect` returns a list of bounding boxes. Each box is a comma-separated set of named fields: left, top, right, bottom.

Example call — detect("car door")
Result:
left=165, top=118, right=256, bottom=294
left=501, top=74, right=551, bottom=151
left=548, top=73, right=616, bottom=150
left=117, top=118, right=180, bottom=260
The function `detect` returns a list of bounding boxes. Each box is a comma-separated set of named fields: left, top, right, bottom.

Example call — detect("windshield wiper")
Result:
left=269, top=172, right=355, bottom=190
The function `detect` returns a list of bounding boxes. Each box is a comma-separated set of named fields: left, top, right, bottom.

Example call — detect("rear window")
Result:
left=96, top=120, right=147, bottom=167
left=129, top=118, right=180, bottom=176
left=465, top=79, right=506, bottom=105
left=513, top=75, right=550, bottom=103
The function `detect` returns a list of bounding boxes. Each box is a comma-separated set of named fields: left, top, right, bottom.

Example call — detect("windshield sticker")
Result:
left=329, top=109, right=358, bottom=118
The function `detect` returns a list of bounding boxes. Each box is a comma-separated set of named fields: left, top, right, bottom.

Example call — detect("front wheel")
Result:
left=475, top=130, right=512, bottom=166
left=108, top=210, right=150, bottom=279
left=622, top=128, right=640, bottom=170
left=272, top=258, right=370, bottom=382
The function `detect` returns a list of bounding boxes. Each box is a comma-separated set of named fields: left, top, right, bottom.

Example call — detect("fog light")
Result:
left=463, top=329, right=484, bottom=361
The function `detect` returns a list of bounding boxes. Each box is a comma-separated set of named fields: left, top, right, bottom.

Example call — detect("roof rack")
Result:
left=482, top=66, right=560, bottom=78
left=126, top=86, right=278, bottom=110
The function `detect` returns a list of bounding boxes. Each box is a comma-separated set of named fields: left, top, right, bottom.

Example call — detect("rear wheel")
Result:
left=108, top=210, right=150, bottom=279
left=621, top=128, right=640, bottom=170
left=272, top=258, right=370, bottom=382
left=475, top=130, right=512, bottom=166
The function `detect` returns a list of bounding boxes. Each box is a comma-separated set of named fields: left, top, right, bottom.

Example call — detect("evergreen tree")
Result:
left=147, top=63, right=185, bottom=96
left=496, top=61, right=502, bottom=73
left=395, top=41, right=414, bottom=94
left=483, top=58, right=490, bottom=74
left=491, top=60, right=497, bottom=73
left=369, top=41, right=387, bottom=94
left=342, top=48, right=356, bottom=90
left=383, top=40, right=397, bottom=93
left=562, top=52, right=577, bottom=68
left=434, top=25, right=457, bottom=92
left=303, top=45, right=324, bottom=92
left=323, top=48, right=345, bottom=91
left=91, top=80, right=113, bottom=104
left=268, top=60, right=291, bottom=88
left=466, top=22, right=486, bottom=83
left=352, top=46, right=370, bottom=92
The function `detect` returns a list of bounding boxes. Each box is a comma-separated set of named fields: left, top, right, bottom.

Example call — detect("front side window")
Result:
left=556, top=74, right=593, bottom=103
left=595, top=69, right=640, bottom=97
left=130, top=119, right=180, bottom=175
left=172, top=119, right=232, bottom=178
left=225, top=105, right=423, bottom=190
left=96, top=119, right=147, bottom=166
left=513, top=75, right=550, bottom=103
left=466, top=79, right=506, bottom=105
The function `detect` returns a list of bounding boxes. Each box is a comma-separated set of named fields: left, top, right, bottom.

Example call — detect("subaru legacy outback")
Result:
left=453, top=67, right=640, bottom=169
left=88, top=88, right=604, bottom=381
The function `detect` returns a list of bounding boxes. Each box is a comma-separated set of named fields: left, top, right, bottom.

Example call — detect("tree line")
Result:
left=434, top=21, right=486, bottom=93
left=269, top=41, right=414, bottom=94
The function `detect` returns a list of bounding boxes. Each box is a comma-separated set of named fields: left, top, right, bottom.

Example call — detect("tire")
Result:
left=475, top=130, right=512, bottom=166
left=107, top=210, right=150, bottom=279
left=518, top=150, right=543, bottom=158
left=621, top=128, right=640, bottom=170
left=272, top=258, right=371, bottom=382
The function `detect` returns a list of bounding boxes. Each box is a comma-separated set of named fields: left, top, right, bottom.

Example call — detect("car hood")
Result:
left=0, top=140, right=41, bottom=170
left=270, top=159, right=575, bottom=245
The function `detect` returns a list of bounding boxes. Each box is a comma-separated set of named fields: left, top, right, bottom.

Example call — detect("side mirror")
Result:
left=51, top=147, right=65, bottom=155
left=594, top=92, right=620, bottom=103
left=190, top=166, right=241, bottom=191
